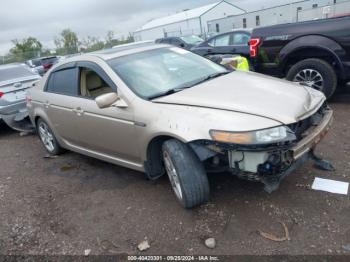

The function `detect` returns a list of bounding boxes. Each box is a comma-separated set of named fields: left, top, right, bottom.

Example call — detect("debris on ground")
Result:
left=19, top=131, right=32, bottom=137
left=84, top=249, right=91, bottom=256
left=138, top=240, right=150, bottom=251
left=310, top=151, right=336, bottom=171
left=97, top=238, right=120, bottom=254
left=258, top=222, right=291, bottom=242
left=204, top=238, right=216, bottom=249
left=312, top=177, right=349, bottom=195
left=60, top=164, right=77, bottom=172
left=343, top=244, right=350, bottom=252
left=43, top=154, right=58, bottom=159
left=296, top=183, right=311, bottom=189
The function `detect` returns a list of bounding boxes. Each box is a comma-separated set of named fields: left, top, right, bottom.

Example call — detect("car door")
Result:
left=43, top=64, right=83, bottom=142
left=230, top=32, right=251, bottom=57
left=44, top=62, right=139, bottom=163
left=207, top=33, right=232, bottom=55
left=73, top=61, right=139, bottom=162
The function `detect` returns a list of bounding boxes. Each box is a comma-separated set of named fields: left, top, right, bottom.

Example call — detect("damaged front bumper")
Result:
left=245, top=108, right=333, bottom=192
left=191, top=108, right=334, bottom=193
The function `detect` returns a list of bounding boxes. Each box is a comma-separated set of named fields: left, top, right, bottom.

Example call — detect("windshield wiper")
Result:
left=194, top=71, right=230, bottom=86
left=149, top=87, right=188, bottom=100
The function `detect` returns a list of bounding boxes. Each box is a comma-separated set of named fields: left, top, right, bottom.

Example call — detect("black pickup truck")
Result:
left=250, top=16, right=350, bottom=98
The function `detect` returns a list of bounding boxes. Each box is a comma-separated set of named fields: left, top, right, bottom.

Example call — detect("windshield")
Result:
left=108, top=47, right=227, bottom=99
left=0, top=65, right=36, bottom=82
left=180, top=35, right=204, bottom=45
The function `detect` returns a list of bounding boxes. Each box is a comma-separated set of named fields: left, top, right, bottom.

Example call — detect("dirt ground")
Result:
left=0, top=92, right=350, bottom=257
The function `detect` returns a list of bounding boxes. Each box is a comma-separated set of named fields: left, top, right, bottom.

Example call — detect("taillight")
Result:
left=249, top=38, right=261, bottom=57
left=43, top=64, right=52, bottom=70
left=0, top=91, right=4, bottom=98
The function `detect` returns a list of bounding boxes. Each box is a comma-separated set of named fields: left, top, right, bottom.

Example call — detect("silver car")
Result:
left=0, top=63, right=41, bottom=131
left=27, top=44, right=333, bottom=208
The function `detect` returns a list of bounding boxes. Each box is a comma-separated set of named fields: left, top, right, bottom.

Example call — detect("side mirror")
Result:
left=95, top=92, right=119, bottom=109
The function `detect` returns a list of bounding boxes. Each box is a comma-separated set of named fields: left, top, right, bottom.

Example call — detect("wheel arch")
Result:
left=279, top=35, right=345, bottom=78
left=144, top=135, right=181, bottom=180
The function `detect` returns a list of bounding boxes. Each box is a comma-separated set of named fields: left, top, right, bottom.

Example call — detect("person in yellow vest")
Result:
left=220, top=56, right=250, bottom=71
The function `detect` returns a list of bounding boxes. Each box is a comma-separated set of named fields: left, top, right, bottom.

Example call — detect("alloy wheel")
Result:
left=163, top=151, right=183, bottom=201
left=38, top=122, right=55, bottom=152
left=293, top=69, right=324, bottom=91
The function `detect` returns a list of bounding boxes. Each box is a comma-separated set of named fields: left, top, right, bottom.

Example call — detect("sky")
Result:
left=0, top=0, right=296, bottom=55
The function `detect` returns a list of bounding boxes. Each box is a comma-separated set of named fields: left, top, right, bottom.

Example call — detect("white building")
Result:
left=133, top=1, right=245, bottom=41
left=207, top=0, right=350, bottom=34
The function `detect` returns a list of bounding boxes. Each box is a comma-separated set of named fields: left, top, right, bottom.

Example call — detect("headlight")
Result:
left=210, top=126, right=296, bottom=145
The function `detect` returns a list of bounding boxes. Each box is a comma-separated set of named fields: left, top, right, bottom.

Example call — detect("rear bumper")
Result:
left=0, top=100, right=34, bottom=131
left=0, top=100, right=26, bottom=116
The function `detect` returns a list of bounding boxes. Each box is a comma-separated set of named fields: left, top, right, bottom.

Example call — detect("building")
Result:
left=133, top=1, right=245, bottom=41
left=207, top=0, right=350, bottom=34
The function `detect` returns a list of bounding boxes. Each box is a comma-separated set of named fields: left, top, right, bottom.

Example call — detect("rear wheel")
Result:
left=162, top=139, right=210, bottom=209
left=286, top=58, right=337, bottom=99
left=37, top=118, right=64, bottom=155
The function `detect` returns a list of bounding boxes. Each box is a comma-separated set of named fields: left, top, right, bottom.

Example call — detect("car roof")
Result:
left=62, top=42, right=170, bottom=62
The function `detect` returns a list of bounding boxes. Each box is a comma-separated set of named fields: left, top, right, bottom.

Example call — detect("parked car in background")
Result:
left=191, top=30, right=251, bottom=58
left=28, top=44, right=332, bottom=208
left=25, top=59, right=45, bottom=76
left=250, top=16, right=350, bottom=98
left=26, top=56, right=59, bottom=76
left=40, top=56, right=59, bottom=73
left=0, top=63, right=41, bottom=131
left=155, top=35, right=204, bottom=50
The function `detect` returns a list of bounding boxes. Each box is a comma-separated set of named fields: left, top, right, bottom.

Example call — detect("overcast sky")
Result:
left=0, top=0, right=295, bottom=55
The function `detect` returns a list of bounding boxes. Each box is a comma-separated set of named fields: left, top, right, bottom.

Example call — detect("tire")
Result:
left=286, top=58, right=337, bottom=99
left=162, top=139, right=210, bottom=209
left=36, top=118, right=64, bottom=155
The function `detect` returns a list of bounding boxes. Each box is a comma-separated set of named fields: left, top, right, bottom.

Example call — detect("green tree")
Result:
left=55, top=29, right=79, bottom=55
left=9, top=37, right=43, bottom=61
left=105, top=30, right=115, bottom=48
left=81, top=36, right=105, bottom=52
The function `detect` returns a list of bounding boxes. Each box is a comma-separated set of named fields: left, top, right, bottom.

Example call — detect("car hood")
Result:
left=153, top=71, right=326, bottom=125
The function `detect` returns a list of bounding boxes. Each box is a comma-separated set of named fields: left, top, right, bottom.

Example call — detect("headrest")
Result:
left=86, top=73, right=102, bottom=90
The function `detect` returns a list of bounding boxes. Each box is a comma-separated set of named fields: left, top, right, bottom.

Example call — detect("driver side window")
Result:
left=79, top=68, right=113, bottom=99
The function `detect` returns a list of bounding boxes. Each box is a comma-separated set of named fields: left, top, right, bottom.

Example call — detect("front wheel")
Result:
left=162, top=139, right=210, bottom=209
left=286, top=58, right=337, bottom=99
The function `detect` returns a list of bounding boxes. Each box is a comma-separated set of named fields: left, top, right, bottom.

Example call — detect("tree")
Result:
left=105, top=30, right=115, bottom=48
left=55, top=29, right=79, bottom=55
left=9, top=37, right=43, bottom=61
left=81, top=36, right=105, bottom=52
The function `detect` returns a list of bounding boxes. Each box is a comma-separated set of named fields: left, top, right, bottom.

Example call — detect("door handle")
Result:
left=72, top=107, right=84, bottom=115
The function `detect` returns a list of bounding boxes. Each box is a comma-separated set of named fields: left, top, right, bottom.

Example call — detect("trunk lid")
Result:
left=0, top=75, right=41, bottom=94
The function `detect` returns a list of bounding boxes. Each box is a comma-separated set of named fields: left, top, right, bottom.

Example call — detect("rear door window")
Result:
left=232, top=33, right=250, bottom=45
left=210, top=34, right=231, bottom=47
left=46, top=68, right=79, bottom=96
